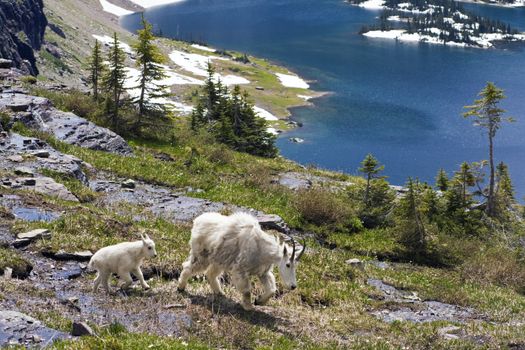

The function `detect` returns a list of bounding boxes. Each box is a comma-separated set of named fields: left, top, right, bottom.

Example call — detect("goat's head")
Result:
left=141, top=233, right=157, bottom=258
left=278, top=238, right=306, bottom=290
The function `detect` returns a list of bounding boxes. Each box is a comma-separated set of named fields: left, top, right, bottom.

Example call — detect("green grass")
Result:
left=0, top=247, right=31, bottom=277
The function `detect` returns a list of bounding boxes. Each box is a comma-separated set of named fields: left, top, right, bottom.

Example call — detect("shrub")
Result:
left=460, top=245, right=525, bottom=294
left=294, top=187, right=357, bottom=230
left=0, top=109, right=11, bottom=131
left=20, top=75, right=37, bottom=84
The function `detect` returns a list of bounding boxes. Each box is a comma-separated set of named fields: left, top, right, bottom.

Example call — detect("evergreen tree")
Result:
left=452, top=162, right=476, bottom=206
left=396, top=178, right=427, bottom=254
left=464, top=82, right=514, bottom=217
left=102, top=32, right=127, bottom=130
left=191, top=64, right=277, bottom=157
left=132, top=16, right=170, bottom=126
left=88, top=40, right=105, bottom=101
left=435, top=168, right=449, bottom=191
left=358, top=153, right=385, bottom=206
left=495, top=161, right=514, bottom=206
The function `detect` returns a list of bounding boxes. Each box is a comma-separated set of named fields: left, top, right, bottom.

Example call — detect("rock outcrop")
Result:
left=0, top=0, right=47, bottom=75
left=0, top=93, right=133, bottom=155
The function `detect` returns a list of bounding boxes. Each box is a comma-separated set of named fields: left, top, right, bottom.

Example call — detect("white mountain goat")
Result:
left=88, top=234, right=157, bottom=293
left=177, top=212, right=306, bottom=310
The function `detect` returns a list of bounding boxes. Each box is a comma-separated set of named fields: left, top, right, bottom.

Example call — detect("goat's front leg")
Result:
left=232, top=273, right=253, bottom=311
left=133, top=266, right=150, bottom=290
left=255, top=271, right=276, bottom=306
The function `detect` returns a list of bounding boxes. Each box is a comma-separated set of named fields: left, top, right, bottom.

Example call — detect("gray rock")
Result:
left=17, top=228, right=50, bottom=240
left=71, top=321, right=94, bottom=336
left=0, top=311, right=70, bottom=347
left=121, top=179, right=136, bottom=189
left=289, top=137, right=304, bottom=143
left=438, top=326, right=462, bottom=340
left=278, top=172, right=312, bottom=190
left=32, top=177, right=78, bottom=202
left=346, top=258, right=363, bottom=266
left=0, top=93, right=132, bottom=155
left=7, top=154, right=24, bottom=162
left=0, top=59, right=13, bottom=68
left=255, top=213, right=289, bottom=233
left=31, top=150, right=50, bottom=158
left=51, top=250, right=93, bottom=261
left=14, top=166, right=34, bottom=176
left=21, top=177, right=36, bottom=186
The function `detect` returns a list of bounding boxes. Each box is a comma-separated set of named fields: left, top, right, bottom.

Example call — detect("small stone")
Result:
left=0, top=58, right=13, bottom=68
left=7, top=155, right=24, bottom=162
left=121, top=179, right=136, bottom=189
left=14, top=167, right=34, bottom=176
left=345, top=258, right=362, bottom=265
left=438, top=326, right=462, bottom=340
left=51, top=250, right=93, bottom=261
left=22, top=178, right=36, bottom=186
left=255, top=86, right=265, bottom=90
left=71, top=321, right=94, bottom=336
left=12, top=238, right=31, bottom=248
left=32, top=334, right=43, bottom=343
left=31, top=150, right=50, bottom=158
left=3, top=267, right=13, bottom=279
left=17, top=228, right=50, bottom=240
left=289, top=137, right=304, bottom=143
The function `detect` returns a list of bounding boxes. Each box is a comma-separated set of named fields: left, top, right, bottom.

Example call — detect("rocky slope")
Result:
left=0, top=0, right=47, bottom=75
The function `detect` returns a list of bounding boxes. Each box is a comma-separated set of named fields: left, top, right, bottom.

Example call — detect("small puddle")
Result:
left=12, top=207, right=60, bottom=222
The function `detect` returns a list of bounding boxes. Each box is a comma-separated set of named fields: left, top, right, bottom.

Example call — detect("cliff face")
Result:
left=0, top=0, right=47, bottom=75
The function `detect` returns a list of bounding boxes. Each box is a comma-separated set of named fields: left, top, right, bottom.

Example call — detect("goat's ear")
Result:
left=283, top=245, right=288, bottom=257
left=140, top=233, right=146, bottom=242
left=145, top=233, right=151, bottom=240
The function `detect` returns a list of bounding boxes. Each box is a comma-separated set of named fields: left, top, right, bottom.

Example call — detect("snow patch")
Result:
left=99, top=0, right=133, bottom=16
left=191, top=44, right=216, bottom=52
left=358, top=0, right=386, bottom=9
left=275, top=73, right=309, bottom=89
left=253, top=106, right=279, bottom=121
left=127, top=0, right=186, bottom=8
left=169, top=50, right=248, bottom=85
left=92, top=34, right=133, bottom=54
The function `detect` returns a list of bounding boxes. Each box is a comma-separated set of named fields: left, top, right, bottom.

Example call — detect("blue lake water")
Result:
left=121, top=0, right=525, bottom=197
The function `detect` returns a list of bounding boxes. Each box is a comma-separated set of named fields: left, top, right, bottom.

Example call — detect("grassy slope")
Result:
left=7, top=126, right=525, bottom=349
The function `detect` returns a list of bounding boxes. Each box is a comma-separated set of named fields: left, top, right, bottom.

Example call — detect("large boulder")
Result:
left=0, top=93, right=132, bottom=155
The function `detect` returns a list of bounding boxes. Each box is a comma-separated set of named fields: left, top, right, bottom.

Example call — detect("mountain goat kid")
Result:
left=88, top=234, right=157, bottom=293
left=178, top=212, right=306, bottom=310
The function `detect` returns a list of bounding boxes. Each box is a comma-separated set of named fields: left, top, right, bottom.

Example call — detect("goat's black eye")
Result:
left=286, top=263, right=291, bottom=268
left=148, top=247, right=152, bottom=250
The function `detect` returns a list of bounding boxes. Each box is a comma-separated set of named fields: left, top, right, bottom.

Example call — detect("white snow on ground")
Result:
left=358, top=0, right=386, bottom=9
left=169, top=50, right=249, bottom=85
left=99, top=0, right=133, bottom=16
left=191, top=44, right=216, bottom=52
left=127, top=0, right=186, bottom=8
left=275, top=73, right=309, bottom=89
left=363, top=28, right=525, bottom=48
left=297, top=94, right=313, bottom=101
left=92, top=34, right=133, bottom=54
left=363, top=29, right=406, bottom=39
left=253, top=106, right=279, bottom=121
left=267, top=127, right=279, bottom=135
left=169, top=50, right=227, bottom=77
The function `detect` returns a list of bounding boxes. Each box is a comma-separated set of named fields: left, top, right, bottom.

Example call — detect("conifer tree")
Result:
left=435, top=168, right=449, bottom=192
left=495, top=161, right=514, bottom=205
left=453, top=162, right=476, bottom=206
left=103, top=32, right=127, bottom=130
left=396, top=178, right=427, bottom=254
left=464, top=82, right=514, bottom=216
left=132, top=16, right=169, bottom=126
left=88, top=40, right=105, bottom=101
left=358, top=153, right=385, bottom=206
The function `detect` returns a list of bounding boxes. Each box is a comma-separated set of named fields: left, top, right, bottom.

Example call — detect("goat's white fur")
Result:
left=178, top=212, right=303, bottom=310
left=88, top=234, right=157, bottom=292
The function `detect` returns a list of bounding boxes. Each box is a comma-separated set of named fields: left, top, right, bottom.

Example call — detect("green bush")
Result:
left=20, top=75, right=37, bottom=84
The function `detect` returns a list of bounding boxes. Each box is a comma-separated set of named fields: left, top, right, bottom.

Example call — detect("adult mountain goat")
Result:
left=177, top=212, right=306, bottom=310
